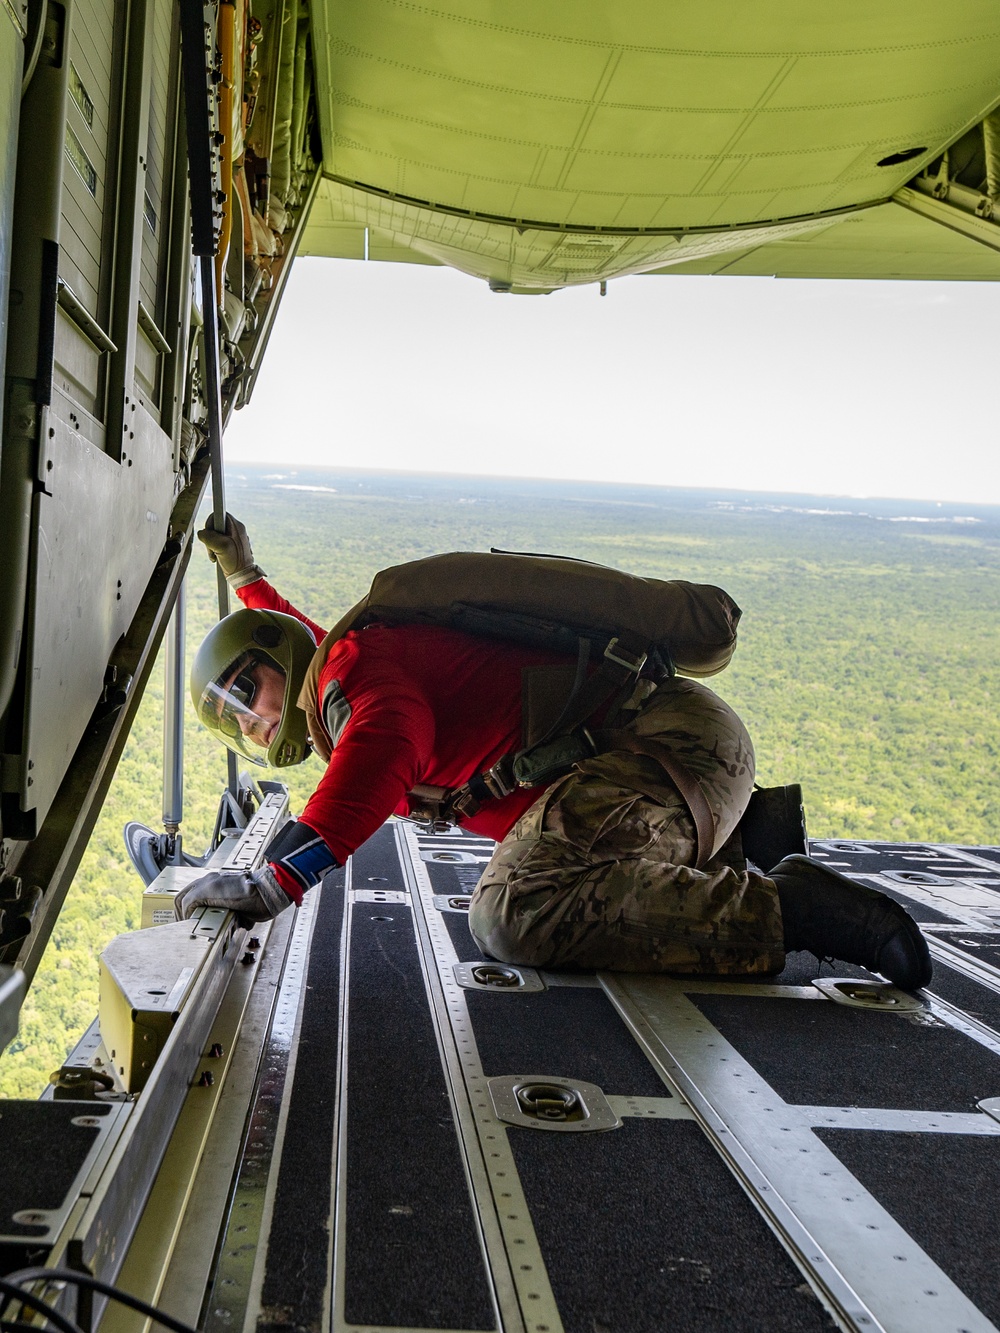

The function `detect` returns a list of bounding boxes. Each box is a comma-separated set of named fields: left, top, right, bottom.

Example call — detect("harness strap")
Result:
left=543, top=629, right=650, bottom=739
left=403, top=633, right=717, bottom=855
left=532, top=636, right=592, bottom=747
left=587, top=729, right=715, bottom=870
left=409, top=734, right=714, bottom=872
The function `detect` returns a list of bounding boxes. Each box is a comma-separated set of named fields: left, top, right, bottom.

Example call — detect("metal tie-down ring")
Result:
left=515, top=1082, right=582, bottom=1121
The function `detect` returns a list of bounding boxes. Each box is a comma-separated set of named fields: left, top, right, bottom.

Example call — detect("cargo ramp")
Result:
left=4, top=808, right=1000, bottom=1333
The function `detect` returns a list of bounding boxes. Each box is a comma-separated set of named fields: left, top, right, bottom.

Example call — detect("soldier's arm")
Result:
left=236, top=576, right=328, bottom=644
left=267, top=647, right=436, bottom=901
left=197, top=511, right=328, bottom=640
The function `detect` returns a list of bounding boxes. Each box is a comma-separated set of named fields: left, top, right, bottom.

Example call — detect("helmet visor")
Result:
left=199, top=652, right=283, bottom=766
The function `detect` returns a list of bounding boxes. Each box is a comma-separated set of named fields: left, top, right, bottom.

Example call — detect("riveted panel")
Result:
left=138, top=0, right=179, bottom=337
left=59, top=0, right=122, bottom=320
left=313, top=0, right=1000, bottom=231
left=8, top=399, right=175, bottom=829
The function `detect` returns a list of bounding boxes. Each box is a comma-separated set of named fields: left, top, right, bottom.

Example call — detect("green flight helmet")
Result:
left=190, top=608, right=317, bottom=767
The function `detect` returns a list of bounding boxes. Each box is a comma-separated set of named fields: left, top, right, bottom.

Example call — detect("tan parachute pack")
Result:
left=298, top=551, right=742, bottom=864
left=311, top=549, right=738, bottom=667
left=299, top=548, right=741, bottom=753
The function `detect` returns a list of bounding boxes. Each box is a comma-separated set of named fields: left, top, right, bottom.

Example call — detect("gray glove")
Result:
left=197, top=512, right=267, bottom=590
left=174, top=865, right=291, bottom=923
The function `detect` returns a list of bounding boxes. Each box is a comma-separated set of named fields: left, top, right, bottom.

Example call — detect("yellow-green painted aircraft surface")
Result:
left=2, top=5, right=1000, bottom=1333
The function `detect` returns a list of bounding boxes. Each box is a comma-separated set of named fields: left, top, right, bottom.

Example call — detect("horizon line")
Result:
left=221, top=459, right=1000, bottom=512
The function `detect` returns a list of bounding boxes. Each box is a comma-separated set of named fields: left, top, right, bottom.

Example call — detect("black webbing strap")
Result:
left=405, top=632, right=657, bottom=830
left=409, top=729, right=715, bottom=869
left=532, top=636, right=592, bottom=748
left=588, top=729, right=715, bottom=870
left=544, top=630, right=650, bottom=739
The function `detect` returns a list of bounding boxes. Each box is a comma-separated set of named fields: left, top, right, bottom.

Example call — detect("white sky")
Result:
left=226, top=257, right=999, bottom=504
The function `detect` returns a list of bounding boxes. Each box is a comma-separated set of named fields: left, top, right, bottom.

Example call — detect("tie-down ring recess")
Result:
left=453, top=962, right=545, bottom=992
left=488, top=1075, right=621, bottom=1132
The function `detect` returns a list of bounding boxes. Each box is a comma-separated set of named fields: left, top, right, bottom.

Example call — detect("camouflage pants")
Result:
left=468, top=680, right=785, bottom=974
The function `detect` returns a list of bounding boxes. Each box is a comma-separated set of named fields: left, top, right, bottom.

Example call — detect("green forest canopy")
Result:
left=2, top=467, right=997, bottom=1096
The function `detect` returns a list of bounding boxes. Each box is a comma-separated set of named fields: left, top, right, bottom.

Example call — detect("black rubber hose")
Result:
left=0, top=1278, right=84, bottom=1333
left=2, top=1270, right=199, bottom=1333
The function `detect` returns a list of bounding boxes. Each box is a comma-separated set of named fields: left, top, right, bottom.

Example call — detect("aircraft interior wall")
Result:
left=1, top=5, right=1000, bottom=1332
left=0, top=0, right=317, bottom=985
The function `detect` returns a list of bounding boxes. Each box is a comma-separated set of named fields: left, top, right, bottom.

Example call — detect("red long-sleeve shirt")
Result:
left=238, top=578, right=564, bottom=898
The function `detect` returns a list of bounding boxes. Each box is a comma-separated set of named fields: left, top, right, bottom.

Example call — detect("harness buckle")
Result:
left=408, top=784, right=458, bottom=831
left=603, top=637, right=648, bottom=675
left=450, top=787, right=480, bottom=820
left=482, top=756, right=515, bottom=800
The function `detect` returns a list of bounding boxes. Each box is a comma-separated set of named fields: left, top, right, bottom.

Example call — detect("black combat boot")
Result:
left=769, top=854, right=932, bottom=990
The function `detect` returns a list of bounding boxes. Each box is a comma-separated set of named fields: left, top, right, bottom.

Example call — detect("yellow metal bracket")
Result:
left=99, top=910, right=232, bottom=1092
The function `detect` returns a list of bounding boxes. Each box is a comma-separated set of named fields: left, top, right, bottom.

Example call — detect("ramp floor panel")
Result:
left=510, top=1117, right=837, bottom=1333
left=815, top=1129, right=1000, bottom=1328
left=691, top=992, right=1000, bottom=1112
left=192, top=826, right=1000, bottom=1333
left=466, top=987, right=669, bottom=1099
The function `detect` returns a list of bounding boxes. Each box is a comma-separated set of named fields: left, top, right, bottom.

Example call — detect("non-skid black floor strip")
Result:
left=467, top=986, right=669, bottom=1098
left=509, top=1118, right=836, bottom=1333
left=0, top=1100, right=110, bottom=1228
left=344, top=831, right=495, bottom=1330
left=934, top=930, right=1000, bottom=969
left=955, top=846, right=1000, bottom=868
left=815, top=1128, right=1000, bottom=1327
left=443, top=904, right=485, bottom=961
left=424, top=858, right=487, bottom=898
left=929, top=963, right=1000, bottom=1034
left=691, top=993, right=1000, bottom=1111
left=257, top=867, right=345, bottom=1333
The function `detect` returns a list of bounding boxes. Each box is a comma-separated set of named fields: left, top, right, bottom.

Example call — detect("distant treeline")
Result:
left=3, top=468, right=997, bottom=1096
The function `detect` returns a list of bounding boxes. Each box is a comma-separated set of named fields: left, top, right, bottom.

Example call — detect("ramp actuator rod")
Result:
left=179, top=0, right=238, bottom=795
left=163, top=579, right=185, bottom=839
left=200, top=253, right=239, bottom=797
